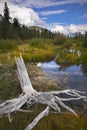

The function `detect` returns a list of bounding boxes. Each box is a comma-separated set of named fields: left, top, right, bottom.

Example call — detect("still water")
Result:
left=38, top=61, right=87, bottom=93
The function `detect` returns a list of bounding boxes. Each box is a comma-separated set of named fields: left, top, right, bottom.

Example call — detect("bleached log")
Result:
left=0, top=55, right=87, bottom=130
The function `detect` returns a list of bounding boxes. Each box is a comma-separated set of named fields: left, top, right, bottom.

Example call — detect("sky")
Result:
left=0, top=0, right=87, bottom=35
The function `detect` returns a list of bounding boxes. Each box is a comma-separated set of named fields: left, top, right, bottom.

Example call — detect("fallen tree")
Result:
left=0, top=54, right=87, bottom=130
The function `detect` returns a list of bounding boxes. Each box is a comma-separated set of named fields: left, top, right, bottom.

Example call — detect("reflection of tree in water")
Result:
left=58, top=65, right=69, bottom=71
left=81, top=65, right=87, bottom=76
left=58, top=64, right=75, bottom=72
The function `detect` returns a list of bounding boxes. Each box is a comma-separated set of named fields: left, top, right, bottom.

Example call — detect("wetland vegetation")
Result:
left=0, top=2, right=87, bottom=130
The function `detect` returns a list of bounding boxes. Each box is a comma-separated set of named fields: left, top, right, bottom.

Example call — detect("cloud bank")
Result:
left=0, top=0, right=44, bottom=26
left=51, top=24, right=87, bottom=35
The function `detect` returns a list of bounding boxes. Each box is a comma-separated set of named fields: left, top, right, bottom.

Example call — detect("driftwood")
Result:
left=0, top=54, right=87, bottom=130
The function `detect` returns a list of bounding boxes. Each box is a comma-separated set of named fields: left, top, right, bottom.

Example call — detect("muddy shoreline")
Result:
left=26, top=63, right=65, bottom=91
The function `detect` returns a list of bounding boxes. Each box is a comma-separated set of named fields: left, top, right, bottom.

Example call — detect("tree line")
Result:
left=0, top=2, right=87, bottom=47
left=0, top=2, right=55, bottom=40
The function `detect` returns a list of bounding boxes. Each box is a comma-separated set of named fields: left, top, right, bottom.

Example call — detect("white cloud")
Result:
left=84, top=14, right=87, bottom=18
left=10, top=0, right=87, bottom=8
left=68, top=24, right=87, bottom=34
left=51, top=24, right=87, bottom=35
left=51, top=25, right=69, bottom=35
left=40, top=17, right=48, bottom=20
left=9, top=5, right=44, bottom=26
left=81, top=14, right=87, bottom=19
left=0, top=1, right=5, bottom=15
left=40, top=10, right=67, bottom=16
left=0, top=0, right=44, bottom=26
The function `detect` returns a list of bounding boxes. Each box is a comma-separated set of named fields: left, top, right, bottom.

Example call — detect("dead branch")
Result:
left=25, top=106, right=50, bottom=130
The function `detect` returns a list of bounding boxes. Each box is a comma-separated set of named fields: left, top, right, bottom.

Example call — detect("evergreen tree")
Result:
left=0, top=2, right=56, bottom=40
left=4, top=2, right=10, bottom=22
left=83, top=32, right=87, bottom=47
left=13, top=18, right=20, bottom=28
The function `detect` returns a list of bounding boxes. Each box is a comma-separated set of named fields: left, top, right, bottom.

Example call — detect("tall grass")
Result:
left=0, top=39, right=57, bottom=64
left=0, top=39, right=17, bottom=52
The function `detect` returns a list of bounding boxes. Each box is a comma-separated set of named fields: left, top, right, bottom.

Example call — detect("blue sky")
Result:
left=43, top=4, right=87, bottom=25
left=0, top=0, right=87, bottom=35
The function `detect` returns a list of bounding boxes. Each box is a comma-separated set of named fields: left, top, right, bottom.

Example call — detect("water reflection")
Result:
left=37, top=61, right=60, bottom=68
left=37, top=61, right=87, bottom=92
left=59, top=65, right=81, bottom=73
left=81, top=65, right=87, bottom=76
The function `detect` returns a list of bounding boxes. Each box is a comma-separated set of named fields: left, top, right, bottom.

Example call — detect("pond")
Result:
left=37, top=61, right=87, bottom=93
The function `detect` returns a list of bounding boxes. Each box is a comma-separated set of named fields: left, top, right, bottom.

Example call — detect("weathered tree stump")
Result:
left=0, top=54, right=87, bottom=130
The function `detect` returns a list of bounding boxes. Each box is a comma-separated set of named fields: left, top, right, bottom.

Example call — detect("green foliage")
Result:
left=29, top=38, right=46, bottom=48
left=0, top=40, right=17, bottom=52
left=0, top=2, right=55, bottom=40
left=4, top=2, right=10, bottom=22
left=83, top=32, right=87, bottom=47
left=54, top=33, right=67, bottom=45
left=13, top=18, right=20, bottom=28
left=80, top=51, right=87, bottom=64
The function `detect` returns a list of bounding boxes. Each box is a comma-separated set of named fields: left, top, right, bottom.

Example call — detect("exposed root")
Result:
left=0, top=55, right=87, bottom=130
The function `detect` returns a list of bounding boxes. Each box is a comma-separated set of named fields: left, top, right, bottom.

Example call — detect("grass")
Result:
left=53, top=38, right=87, bottom=65
left=0, top=38, right=87, bottom=130
left=0, top=38, right=87, bottom=65
left=0, top=39, right=18, bottom=52
left=0, top=39, right=57, bottom=64
left=0, top=107, right=87, bottom=130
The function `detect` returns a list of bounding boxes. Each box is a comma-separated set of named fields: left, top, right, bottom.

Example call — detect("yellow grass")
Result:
left=0, top=42, right=57, bottom=64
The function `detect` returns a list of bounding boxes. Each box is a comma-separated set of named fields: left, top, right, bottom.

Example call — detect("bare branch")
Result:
left=17, top=109, right=31, bottom=113
left=55, top=96, right=78, bottom=116
left=24, top=106, right=50, bottom=130
left=7, top=113, right=13, bottom=123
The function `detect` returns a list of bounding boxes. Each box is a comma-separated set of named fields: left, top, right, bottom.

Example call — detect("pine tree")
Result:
left=13, top=18, right=20, bottom=28
left=4, top=1, right=9, bottom=22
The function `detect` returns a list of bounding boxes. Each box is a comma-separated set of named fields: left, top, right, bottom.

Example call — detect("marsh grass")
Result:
left=0, top=38, right=87, bottom=129
left=0, top=39, right=17, bottom=52
left=0, top=39, right=57, bottom=64
left=0, top=109, right=87, bottom=130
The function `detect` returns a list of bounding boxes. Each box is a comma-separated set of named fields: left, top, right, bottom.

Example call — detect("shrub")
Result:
left=54, top=33, right=66, bottom=45
left=29, top=38, right=46, bottom=48
left=0, top=39, right=17, bottom=52
left=83, top=33, right=87, bottom=47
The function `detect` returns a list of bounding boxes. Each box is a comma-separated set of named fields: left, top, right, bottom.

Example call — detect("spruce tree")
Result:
left=13, top=18, right=20, bottom=28
left=4, top=1, right=9, bottom=22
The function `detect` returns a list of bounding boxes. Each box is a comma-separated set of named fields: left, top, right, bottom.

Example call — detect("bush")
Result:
left=83, top=37, right=87, bottom=47
left=81, top=32, right=87, bottom=47
left=54, top=33, right=66, bottom=45
left=29, top=38, right=46, bottom=48
left=0, top=39, right=17, bottom=52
